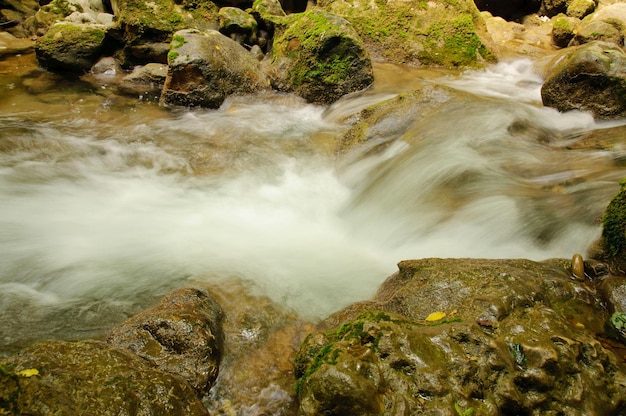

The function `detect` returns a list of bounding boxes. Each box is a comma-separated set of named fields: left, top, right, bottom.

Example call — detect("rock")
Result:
left=202, top=280, right=315, bottom=415
left=540, top=41, right=626, bottom=119
left=0, top=340, right=209, bottom=415
left=108, top=0, right=219, bottom=66
left=218, top=6, right=257, bottom=46
left=0, top=31, right=34, bottom=56
left=264, top=9, right=373, bottom=105
left=35, top=22, right=107, bottom=73
left=540, top=0, right=570, bottom=17
left=119, top=62, right=168, bottom=99
left=600, top=275, right=626, bottom=314
left=318, top=0, right=496, bottom=67
left=595, top=179, right=626, bottom=275
left=108, top=287, right=224, bottom=394
left=160, top=29, right=268, bottom=108
left=569, top=19, right=623, bottom=46
left=566, top=0, right=596, bottom=19
left=551, top=13, right=580, bottom=47
left=296, top=258, right=626, bottom=415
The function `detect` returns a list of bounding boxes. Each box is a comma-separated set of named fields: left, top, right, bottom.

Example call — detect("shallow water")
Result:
left=1, top=55, right=625, bottom=355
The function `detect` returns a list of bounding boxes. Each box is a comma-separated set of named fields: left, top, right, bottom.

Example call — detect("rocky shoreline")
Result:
left=2, top=0, right=626, bottom=415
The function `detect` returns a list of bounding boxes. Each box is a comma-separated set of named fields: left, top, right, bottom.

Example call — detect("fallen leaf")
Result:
left=425, top=311, right=446, bottom=322
left=16, top=368, right=39, bottom=377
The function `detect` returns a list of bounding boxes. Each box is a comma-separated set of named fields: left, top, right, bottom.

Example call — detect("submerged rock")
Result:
left=160, top=28, right=268, bottom=108
left=264, top=9, right=373, bottom=105
left=108, top=287, right=224, bottom=394
left=541, top=41, right=626, bottom=119
left=0, top=340, right=209, bottom=415
left=297, top=258, right=626, bottom=415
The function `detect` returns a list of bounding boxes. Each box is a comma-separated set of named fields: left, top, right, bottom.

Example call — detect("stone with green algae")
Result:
left=35, top=22, right=107, bottom=72
left=0, top=340, right=209, bottom=415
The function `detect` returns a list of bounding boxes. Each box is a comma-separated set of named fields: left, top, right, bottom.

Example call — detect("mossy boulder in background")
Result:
left=317, top=0, right=496, bottom=67
left=0, top=340, right=209, bottom=415
left=160, top=29, right=268, bottom=108
left=551, top=13, right=579, bottom=47
left=541, top=41, right=626, bottom=119
left=264, top=9, right=373, bottom=104
left=218, top=6, right=258, bottom=45
left=597, top=179, right=626, bottom=274
left=35, top=22, right=107, bottom=72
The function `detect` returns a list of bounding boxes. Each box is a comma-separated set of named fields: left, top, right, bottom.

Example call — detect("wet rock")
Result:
left=218, top=6, right=257, bottom=46
left=541, top=41, right=626, bottom=119
left=119, top=62, right=168, bottom=99
left=596, top=180, right=626, bottom=275
left=0, top=340, right=209, bottom=415
left=297, top=258, right=626, bottom=415
left=551, top=13, right=579, bottom=47
left=202, top=280, right=315, bottom=415
left=569, top=19, right=623, bottom=46
left=319, top=0, right=496, bottom=67
left=108, top=287, right=224, bottom=394
left=160, top=29, right=267, bottom=108
left=264, top=9, right=373, bottom=105
left=599, top=275, right=626, bottom=314
left=539, top=0, right=596, bottom=18
left=35, top=22, right=107, bottom=73
left=0, top=31, right=34, bottom=56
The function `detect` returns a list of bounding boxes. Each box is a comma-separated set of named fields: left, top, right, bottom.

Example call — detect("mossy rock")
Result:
left=265, top=9, right=373, bottom=104
left=35, top=22, right=107, bottom=73
left=551, top=13, right=579, bottom=48
left=218, top=6, right=258, bottom=45
left=297, top=258, right=626, bottom=415
left=109, top=0, right=219, bottom=44
left=317, top=0, right=496, bottom=67
left=0, top=340, right=209, bottom=415
left=601, top=179, right=626, bottom=274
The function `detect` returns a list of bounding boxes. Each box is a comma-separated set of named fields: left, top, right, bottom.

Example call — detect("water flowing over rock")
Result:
left=108, top=287, right=224, bottom=394
left=160, top=28, right=269, bottom=108
left=0, top=340, right=210, bottom=415
left=318, top=0, right=496, bottom=67
left=540, top=41, right=626, bottom=119
left=264, top=8, right=373, bottom=104
left=296, top=258, right=626, bottom=415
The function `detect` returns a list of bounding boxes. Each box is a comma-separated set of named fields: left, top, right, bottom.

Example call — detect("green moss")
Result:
left=602, top=179, right=626, bottom=257
left=42, top=0, right=83, bottom=17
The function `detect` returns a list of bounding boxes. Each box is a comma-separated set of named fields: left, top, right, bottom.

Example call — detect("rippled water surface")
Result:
left=1, top=55, right=625, bottom=354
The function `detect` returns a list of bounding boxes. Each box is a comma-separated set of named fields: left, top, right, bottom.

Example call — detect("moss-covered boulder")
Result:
left=264, top=9, right=373, bottom=104
left=218, top=6, right=258, bottom=45
left=297, top=258, right=626, bottom=415
left=597, top=179, right=626, bottom=275
left=569, top=19, right=623, bottom=46
left=551, top=13, right=579, bottom=47
left=541, top=41, right=626, bottom=119
left=108, top=287, right=224, bottom=394
left=0, top=340, right=209, bottom=415
left=108, top=0, right=219, bottom=64
left=35, top=22, right=108, bottom=73
left=317, top=0, right=496, bottom=67
left=160, top=29, right=268, bottom=108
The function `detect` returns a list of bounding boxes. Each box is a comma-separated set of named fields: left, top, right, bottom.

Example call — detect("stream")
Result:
left=1, top=54, right=625, bottom=355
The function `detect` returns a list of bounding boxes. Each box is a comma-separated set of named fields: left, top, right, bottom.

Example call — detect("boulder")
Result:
left=0, top=31, right=34, bottom=56
left=0, top=340, right=209, bottom=415
left=218, top=6, right=257, bottom=46
left=264, top=9, right=373, bottom=105
left=551, top=13, right=580, bottom=47
left=108, top=0, right=218, bottom=65
left=569, top=19, right=622, bottom=46
left=318, top=0, right=496, bottom=67
left=35, top=22, right=107, bottom=73
left=541, top=41, right=626, bottom=119
left=566, top=0, right=596, bottom=19
left=119, top=62, right=169, bottom=99
left=595, top=179, right=626, bottom=275
left=108, top=287, right=224, bottom=394
left=296, top=258, right=626, bottom=415
left=160, top=29, right=268, bottom=108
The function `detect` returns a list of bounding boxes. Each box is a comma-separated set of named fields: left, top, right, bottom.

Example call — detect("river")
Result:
left=1, top=54, right=625, bottom=355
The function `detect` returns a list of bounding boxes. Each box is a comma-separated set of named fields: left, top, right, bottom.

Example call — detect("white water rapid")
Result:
left=1, top=58, right=625, bottom=354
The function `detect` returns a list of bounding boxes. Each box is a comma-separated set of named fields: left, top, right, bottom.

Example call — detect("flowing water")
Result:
left=1, top=55, right=626, bottom=355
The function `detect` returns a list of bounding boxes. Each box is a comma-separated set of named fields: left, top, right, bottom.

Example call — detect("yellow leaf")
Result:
left=17, top=368, right=39, bottom=377
left=425, top=311, right=446, bottom=322
left=215, top=45, right=220, bottom=50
